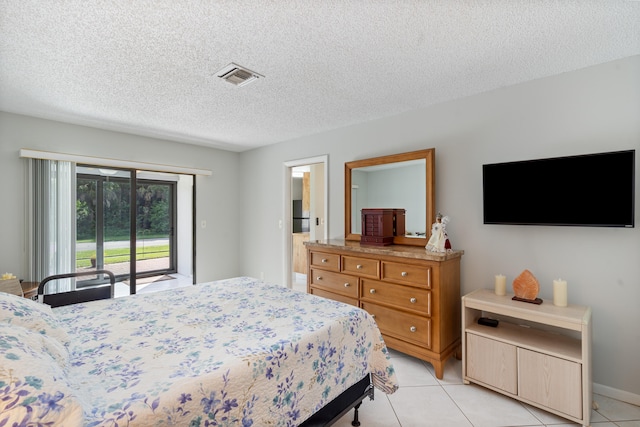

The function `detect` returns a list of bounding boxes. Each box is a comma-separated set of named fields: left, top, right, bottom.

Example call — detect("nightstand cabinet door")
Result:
left=466, top=333, right=517, bottom=395
left=518, top=348, right=582, bottom=419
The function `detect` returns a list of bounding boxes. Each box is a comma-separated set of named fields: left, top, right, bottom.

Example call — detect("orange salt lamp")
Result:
left=512, top=269, right=543, bottom=304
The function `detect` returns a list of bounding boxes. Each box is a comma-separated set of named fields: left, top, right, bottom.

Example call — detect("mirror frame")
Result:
left=345, top=148, right=435, bottom=247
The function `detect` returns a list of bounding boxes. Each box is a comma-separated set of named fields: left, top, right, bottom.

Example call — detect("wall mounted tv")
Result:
left=483, top=150, right=635, bottom=227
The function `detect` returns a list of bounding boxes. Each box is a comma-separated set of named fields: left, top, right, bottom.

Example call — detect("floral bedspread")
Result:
left=52, top=276, right=398, bottom=426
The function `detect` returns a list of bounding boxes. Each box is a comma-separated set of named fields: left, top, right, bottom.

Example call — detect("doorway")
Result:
left=75, top=166, right=181, bottom=292
left=283, top=156, right=328, bottom=290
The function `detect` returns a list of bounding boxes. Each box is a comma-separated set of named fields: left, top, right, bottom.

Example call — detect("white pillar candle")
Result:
left=495, top=274, right=507, bottom=296
left=553, top=279, right=568, bottom=307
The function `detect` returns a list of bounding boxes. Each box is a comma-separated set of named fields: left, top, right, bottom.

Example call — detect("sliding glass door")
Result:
left=134, top=176, right=176, bottom=276
left=76, top=166, right=177, bottom=291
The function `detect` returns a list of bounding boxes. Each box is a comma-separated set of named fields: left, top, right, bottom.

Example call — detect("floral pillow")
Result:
left=0, top=291, right=70, bottom=345
left=0, top=323, right=84, bottom=426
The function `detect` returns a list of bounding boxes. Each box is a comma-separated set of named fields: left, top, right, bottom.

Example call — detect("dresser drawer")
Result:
left=342, top=255, right=379, bottom=279
left=361, top=302, right=431, bottom=349
left=310, top=268, right=358, bottom=298
left=381, top=261, right=431, bottom=288
left=310, top=288, right=359, bottom=307
left=360, top=278, right=431, bottom=316
left=309, top=251, right=340, bottom=271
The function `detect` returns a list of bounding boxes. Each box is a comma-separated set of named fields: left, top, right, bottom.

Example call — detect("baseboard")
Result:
left=594, top=382, right=640, bottom=407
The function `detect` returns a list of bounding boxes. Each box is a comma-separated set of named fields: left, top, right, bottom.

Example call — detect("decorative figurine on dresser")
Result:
left=426, top=212, right=452, bottom=253
left=306, top=149, right=464, bottom=379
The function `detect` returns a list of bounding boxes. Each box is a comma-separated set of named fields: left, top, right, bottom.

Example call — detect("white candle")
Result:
left=495, top=274, right=507, bottom=296
left=553, top=279, right=568, bottom=307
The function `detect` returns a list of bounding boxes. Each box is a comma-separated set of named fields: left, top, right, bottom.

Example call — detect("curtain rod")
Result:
left=19, top=149, right=212, bottom=176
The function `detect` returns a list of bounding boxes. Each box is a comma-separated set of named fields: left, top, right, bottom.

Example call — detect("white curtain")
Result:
left=28, top=159, right=76, bottom=293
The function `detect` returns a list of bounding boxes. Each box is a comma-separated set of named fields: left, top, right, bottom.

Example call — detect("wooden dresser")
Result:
left=305, top=239, right=463, bottom=379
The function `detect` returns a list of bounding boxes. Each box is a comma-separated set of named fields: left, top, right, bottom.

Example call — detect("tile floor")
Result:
left=118, top=273, right=640, bottom=427
left=113, top=272, right=193, bottom=297
left=331, top=349, right=640, bottom=427
left=291, top=273, right=640, bottom=427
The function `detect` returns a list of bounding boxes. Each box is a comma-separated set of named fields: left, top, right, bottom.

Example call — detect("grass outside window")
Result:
left=77, top=245, right=169, bottom=268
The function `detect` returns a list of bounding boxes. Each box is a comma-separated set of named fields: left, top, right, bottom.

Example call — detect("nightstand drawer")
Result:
left=381, top=262, right=431, bottom=288
left=342, top=256, right=379, bottom=279
left=360, top=278, right=431, bottom=316
left=310, top=268, right=358, bottom=298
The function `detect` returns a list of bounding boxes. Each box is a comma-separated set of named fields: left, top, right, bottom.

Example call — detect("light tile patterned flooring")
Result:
left=331, top=349, right=640, bottom=427
left=112, top=272, right=193, bottom=297
left=291, top=273, right=640, bottom=427
left=118, top=273, right=640, bottom=427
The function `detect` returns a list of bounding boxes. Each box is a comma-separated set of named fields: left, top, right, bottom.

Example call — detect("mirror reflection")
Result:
left=350, top=159, right=426, bottom=236
left=345, top=149, right=435, bottom=246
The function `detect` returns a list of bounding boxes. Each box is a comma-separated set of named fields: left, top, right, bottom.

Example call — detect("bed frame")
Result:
left=37, top=270, right=115, bottom=307
left=37, top=270, right=375, bottom=426
left=300, top=374, right=374, bottom=426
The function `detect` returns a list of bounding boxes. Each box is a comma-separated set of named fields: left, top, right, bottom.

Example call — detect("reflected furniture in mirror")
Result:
left=345, top=149, right=435, bottom=247
left=306, top=148, right=463, bottom=379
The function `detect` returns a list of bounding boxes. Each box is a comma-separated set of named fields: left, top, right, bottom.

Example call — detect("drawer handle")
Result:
left=410, top=297, right=417, bottom=304
left=316, top=276, right=322, bottom=281
left=344, top=283, right=351, bottom=288
left=369, top=289, right=376, bottom=294
left=410, top=326, right=417, bottom=333
left=321, top=258, right=328, bottom=263
left=401, top=271, right=408, bottom=277
left=356, top=264, right=363, bottom=269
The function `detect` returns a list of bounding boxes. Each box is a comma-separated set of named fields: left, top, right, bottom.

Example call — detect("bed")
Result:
left=0, top=276, right=398, bottom=426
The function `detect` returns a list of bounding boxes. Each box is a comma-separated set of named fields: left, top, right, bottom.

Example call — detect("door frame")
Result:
left=76, top=167, right=184, bottom=293
left=283, top=155, right=328, bottom=289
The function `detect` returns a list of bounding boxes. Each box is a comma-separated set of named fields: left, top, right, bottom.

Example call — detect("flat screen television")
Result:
left=483, top=150, right=635, bottom=227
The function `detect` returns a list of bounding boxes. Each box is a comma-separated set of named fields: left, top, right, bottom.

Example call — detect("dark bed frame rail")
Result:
left=37, top=270, right=115, bottom=308
left=299, top=373, right=374, bottom=427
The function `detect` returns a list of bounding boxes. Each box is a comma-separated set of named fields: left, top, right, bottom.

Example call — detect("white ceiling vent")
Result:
left=216, top=63, right=264, bottom=87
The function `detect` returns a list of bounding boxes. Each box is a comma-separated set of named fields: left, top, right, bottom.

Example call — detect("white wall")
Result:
left=0, top=55, right=637, bottom=401
left=0, top=112, right=242, bottom=282
left=238, top=55, right=640, bottom=400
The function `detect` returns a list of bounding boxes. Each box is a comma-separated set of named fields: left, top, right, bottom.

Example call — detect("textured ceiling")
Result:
left=1, top=1, right=639, bottom=152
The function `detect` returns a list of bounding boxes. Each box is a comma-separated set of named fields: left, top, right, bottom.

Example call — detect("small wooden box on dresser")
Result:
left=305, top=239, right=463, bottom=379
left=462, top=289, right=592, bottom=427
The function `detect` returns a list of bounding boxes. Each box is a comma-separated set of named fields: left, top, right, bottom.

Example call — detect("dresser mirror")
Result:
left=345, top=149, right=435, bottom=246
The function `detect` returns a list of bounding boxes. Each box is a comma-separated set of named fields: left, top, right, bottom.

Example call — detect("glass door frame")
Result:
left=135, top=176, right=178, bottom=280
left=76, top=166, right=178, bottom=295
left=76, top=166, right=137, bottom=292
